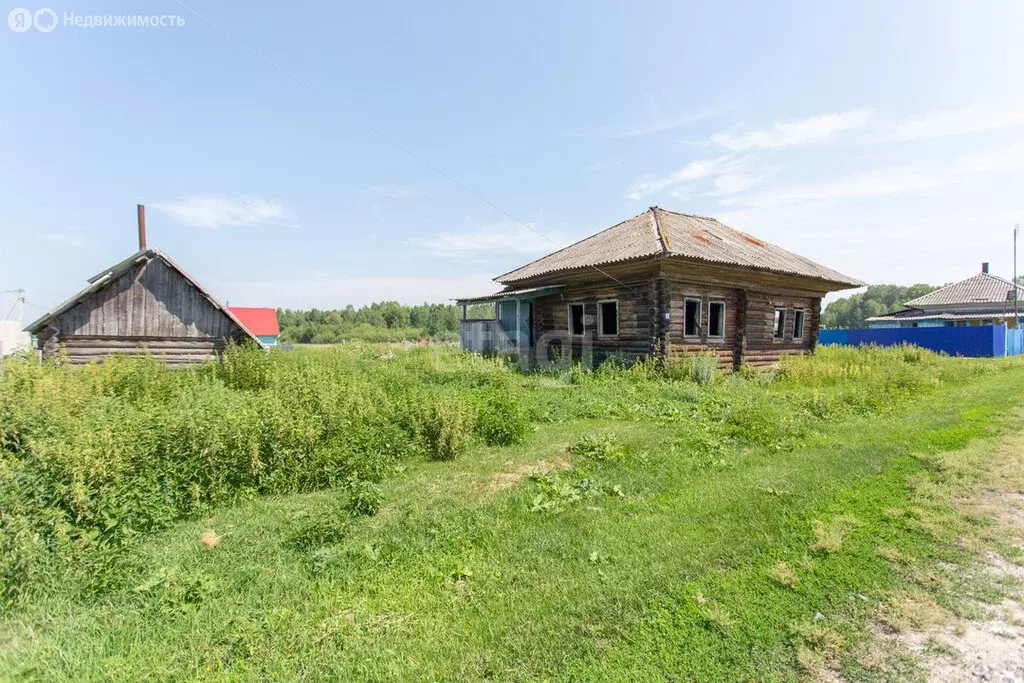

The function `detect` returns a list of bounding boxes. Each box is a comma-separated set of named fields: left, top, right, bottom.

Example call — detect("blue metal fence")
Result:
left=819, top=325, right=1023, bottom=358
left=817, top=329, right=848, bottom=346
left=1008, top=328, right=1024, bottom=356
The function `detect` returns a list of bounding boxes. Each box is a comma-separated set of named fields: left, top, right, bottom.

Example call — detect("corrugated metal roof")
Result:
left=229, top=307, right=280, bottom=337
left=495, top=207, right=864, bottom=288
left=494, top=210, right=663, bottom=284
left=903, top=272, right=1024, bottom=307
left=25, top=248, right=263, bottom=346
left=454, top=285, right=564, bottom=304
left=867, top=309, right=1019, bottom=322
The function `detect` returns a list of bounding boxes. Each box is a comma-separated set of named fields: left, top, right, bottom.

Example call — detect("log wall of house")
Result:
left=663, top=276, right=742, bottom=369
left=519, top=258, right=829, bottom=369
left=56, top=337, right=228, bottom=366
left=531, top=264, right=656, bottom=362
left=660, top=260, right=824, bottom=368
left=38, top=256, right=246, bottom=364
left=741, top=292, right=820, bottom=368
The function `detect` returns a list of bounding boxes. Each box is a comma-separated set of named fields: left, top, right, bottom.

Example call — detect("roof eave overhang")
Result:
left=455, top=285, right=565, bottom=305
left=496, top=253, right=865, bottom=291
left=458, top=282, right=569, bottom=305
left=494, top=253, right=664, bottom=285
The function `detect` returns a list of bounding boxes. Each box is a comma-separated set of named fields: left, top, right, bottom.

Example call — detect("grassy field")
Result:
left=2, top=345, right=1024, bottom=680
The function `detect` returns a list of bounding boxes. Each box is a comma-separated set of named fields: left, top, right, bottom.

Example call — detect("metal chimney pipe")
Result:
left=137, top=204, right=147, bottom=250
left=982, top=262, right=989, bottom=274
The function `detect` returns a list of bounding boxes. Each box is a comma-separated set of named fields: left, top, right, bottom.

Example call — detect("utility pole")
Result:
left=1, top=289, right=25, bottom=324
left=1015, top=223, right=1020, bottom=329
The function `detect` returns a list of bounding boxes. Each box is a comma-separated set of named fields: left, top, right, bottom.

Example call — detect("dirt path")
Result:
left=874, top=432, right=1024, bottom=682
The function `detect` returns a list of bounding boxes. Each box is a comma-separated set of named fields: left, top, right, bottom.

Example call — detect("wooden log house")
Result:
left=25, top=248, right=262, bottom=365
left=457, top=207, right=864, bottom=368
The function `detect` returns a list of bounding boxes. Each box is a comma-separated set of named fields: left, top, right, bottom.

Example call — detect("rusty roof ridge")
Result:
left=650, top=206, right=671, bottom=254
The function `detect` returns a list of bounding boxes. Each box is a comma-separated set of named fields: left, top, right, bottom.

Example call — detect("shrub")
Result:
left=689, top=355, right=719, bottom=385
left=410, top=391, right=476, bottom=461
left=0, top=512, right=42, bottom=608
left=663, top=352, right=720, bottom=384
left=345, top=479, right=384, bottom=517
left=569, top=434, right=628, bottom=461
left=213, top=342, right=274, bottom=390
left=476, top=395, right=529, bottom=446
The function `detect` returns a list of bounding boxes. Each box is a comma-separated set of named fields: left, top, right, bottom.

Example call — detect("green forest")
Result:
left=820, top=284, right=937, bottom=329
left=279, top=285, right=949, bottom=341
left=278, top=302, right=495, bottom=343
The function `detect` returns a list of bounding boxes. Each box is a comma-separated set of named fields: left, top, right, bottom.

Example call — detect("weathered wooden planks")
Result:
left=55, top=259, right=241, bottom=340
left=40, top=253, right=248, bottom=365
left=517, top=257, right=831, bottom=368
left=57, top=336, right=226, bottom=366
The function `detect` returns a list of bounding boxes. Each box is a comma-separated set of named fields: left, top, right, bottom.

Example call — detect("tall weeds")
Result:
left=0, top=345, right=524, bottom=605
left=0, top=342, right=1009, bottom=608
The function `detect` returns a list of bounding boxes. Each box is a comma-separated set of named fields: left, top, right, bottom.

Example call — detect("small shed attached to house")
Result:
left=25, top=248, right=262, bottom=365
left=228, top=307, right=280, bottom=346
left=457, top=207, right=864, bottom=368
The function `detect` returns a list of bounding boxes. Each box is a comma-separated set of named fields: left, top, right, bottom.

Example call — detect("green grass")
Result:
left=2, top=346, right=1024, bottom=680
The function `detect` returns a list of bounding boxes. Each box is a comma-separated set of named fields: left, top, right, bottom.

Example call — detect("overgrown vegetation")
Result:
left=1, top=343, right=1023, bottom=680
left=0, top=344, right=523, bottom=603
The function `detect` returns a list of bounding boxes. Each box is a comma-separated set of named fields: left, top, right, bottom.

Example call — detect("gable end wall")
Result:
left=38, top=256, right=247, bottom=365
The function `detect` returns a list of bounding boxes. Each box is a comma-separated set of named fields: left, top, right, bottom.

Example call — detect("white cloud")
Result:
left=627, top=156, right=733, bottom=200
left=714, top=202, right=1024, bottom=296
left=152, top=194, right=291, bottom=229
left=712, top=172, right=764, bottom=196
left=883, top=102, right=1024, bottom=141
left=628, top=156, right=765, bottom=200
left=711, top=108, right=874, bottom=151
left=722, top=143, right=1024, bottom=209
left=723, top=164, right=940, bottom=208
left=411, top=221, right=572, bottom=258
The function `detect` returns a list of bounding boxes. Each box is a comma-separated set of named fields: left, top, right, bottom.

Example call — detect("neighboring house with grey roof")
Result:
left=456, top=207, right=863, bottom=369
left=867, top=263, right=1024, bottom=329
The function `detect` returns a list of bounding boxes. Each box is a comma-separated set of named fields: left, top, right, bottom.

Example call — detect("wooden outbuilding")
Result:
left=457, top=207, right=864, bottom=368
left=25, top=248, right=262, bottom=365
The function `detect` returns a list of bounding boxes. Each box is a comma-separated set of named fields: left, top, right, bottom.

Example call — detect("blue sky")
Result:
left=3, top=0, right=1024, bottom=318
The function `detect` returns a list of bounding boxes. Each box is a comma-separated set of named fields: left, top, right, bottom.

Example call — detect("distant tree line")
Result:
left=278, top=302, right=495, bottom=344
left=820, top=284, right=938, bottom=329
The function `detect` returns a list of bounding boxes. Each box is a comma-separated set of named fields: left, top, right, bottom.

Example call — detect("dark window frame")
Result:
left=792, top=309, right=806, bottom=340
left=568, top=303, right=585, bottom=336
left=708, top=300, right=726, bottom=340
left=683, top=298, right=702, bottom=338
left=597, top=299, right=619, bottom=337
left=773, top=308, right=786, bottom=341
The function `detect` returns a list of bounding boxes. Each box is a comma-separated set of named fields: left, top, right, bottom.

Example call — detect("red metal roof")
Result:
left=228, top=307, right=279, bottom=336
